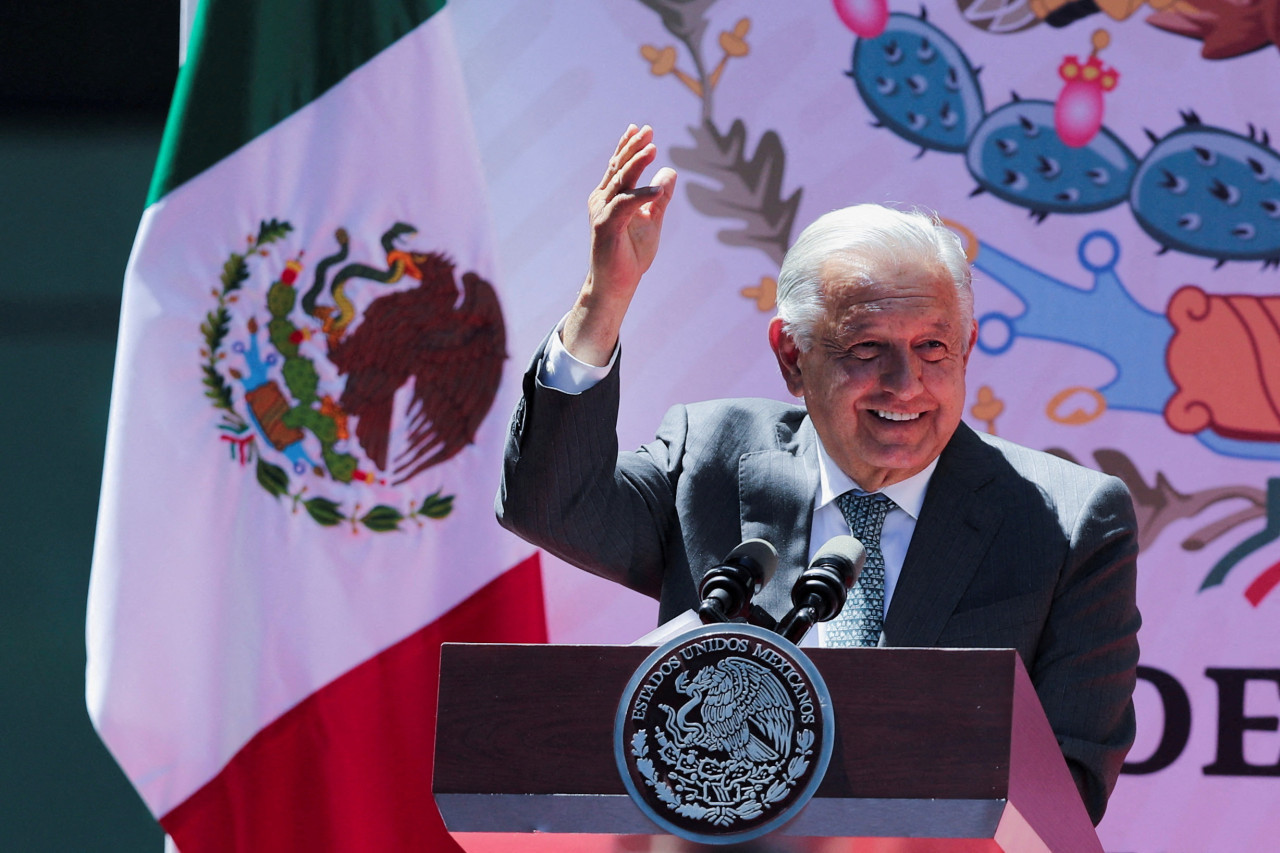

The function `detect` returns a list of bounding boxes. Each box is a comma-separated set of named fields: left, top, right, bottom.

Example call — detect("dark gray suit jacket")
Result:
left=497, top=344, right=1140, bottom=825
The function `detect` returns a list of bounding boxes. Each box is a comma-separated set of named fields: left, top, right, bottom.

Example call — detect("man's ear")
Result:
left=768, top=316, right=805, bottom=398
left=963, top=318, right=978, bottom=367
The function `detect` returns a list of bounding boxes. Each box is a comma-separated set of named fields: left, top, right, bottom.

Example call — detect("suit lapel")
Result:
left=884, top=424, right=1004, bottom=647
left=738, top=417, right=818, bottom=618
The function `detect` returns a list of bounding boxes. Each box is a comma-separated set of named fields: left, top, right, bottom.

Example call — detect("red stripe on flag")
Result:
left=161, top=553, right=546, bottom=852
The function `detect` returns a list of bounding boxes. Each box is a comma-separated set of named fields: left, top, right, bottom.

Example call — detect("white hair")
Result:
left=775, top=204, right=973, bottom=351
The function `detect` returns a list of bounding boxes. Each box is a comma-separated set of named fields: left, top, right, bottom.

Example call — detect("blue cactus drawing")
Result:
left=966, top=98, right=1137, bottom=218
left=847, top=11, right=984, bottom=154
left=1131, top=113, right=1280, bottom=267
left=843, top=8, right=1280, bottom=267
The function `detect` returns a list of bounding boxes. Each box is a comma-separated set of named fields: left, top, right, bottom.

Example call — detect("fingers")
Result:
left=597, top=165, right=676, bottom=228
left=597, top=125, right=638, bottom=190
left=597, top=124, right=654, bottom=193
left=614, top=124, right=640, bottom=157
left=608, top=166, right=677, bottom=219
left=589, top=125, right=676, bottom=243
left=612, top=143, right=658, bottom=198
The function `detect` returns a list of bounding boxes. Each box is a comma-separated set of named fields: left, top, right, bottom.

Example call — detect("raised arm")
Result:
left=562, top=124, right=678, bottom=366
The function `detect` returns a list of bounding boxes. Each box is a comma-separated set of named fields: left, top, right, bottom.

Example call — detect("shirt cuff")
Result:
left=537, top=318, right=619, bottom=394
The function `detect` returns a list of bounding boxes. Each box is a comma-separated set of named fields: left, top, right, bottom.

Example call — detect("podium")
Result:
left=433, top=643, right=1101, bottom=852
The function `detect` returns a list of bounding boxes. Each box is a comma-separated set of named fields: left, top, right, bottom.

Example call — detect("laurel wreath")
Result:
left=201, top=218, right=455, bottom=533
left=631, top=731, right=688, bottom=813
left=629, top=725, right=814, bottom=828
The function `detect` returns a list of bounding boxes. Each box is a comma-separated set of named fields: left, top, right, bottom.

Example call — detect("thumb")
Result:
left=647, top=167, right=678, bottom=223
left=650, top=166, right=678, bottom=196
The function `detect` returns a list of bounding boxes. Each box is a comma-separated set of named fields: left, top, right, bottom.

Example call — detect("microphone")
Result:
left=776, top=536, right=866, bottom=644
left=697, top=539, right=778, bottom=625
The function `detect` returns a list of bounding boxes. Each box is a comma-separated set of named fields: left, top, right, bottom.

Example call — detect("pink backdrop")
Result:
left=452, top=2, right=1280, bottom=848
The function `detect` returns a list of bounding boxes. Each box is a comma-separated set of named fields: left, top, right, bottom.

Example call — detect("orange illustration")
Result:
left=1165, top=285, right=1280, bottom=441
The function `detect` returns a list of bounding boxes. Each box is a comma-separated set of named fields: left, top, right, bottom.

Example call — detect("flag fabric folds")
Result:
left=86, top=1, right=544, bottom=848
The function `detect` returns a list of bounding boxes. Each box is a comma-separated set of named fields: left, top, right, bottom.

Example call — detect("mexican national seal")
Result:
left=614, top=623, right=834, bottom=844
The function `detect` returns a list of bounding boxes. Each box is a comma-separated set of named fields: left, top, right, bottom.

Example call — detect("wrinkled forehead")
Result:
left=817, top=254, right=965, bottom=317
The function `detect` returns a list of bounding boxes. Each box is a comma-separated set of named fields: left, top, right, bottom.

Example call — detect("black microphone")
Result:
left=776, top=536, right=866, bottom=644
left=697, top=539, right=778, bottom=625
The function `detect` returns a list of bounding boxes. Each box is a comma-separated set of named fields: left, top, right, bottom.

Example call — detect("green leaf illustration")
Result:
left=360, top=505, right=404, bottom=532
left=202, top=364, right=234, bottom=410
left=256, top=218, right=294, bottom=246
left=221, top=254, right=249, bottom=292
left=201, top=306, right=230, bottom=345
left=420, top=491, right=455, bottom=519
left=256, top=457, right=290, bottom=497
left=304, top=496, right=344, bottom=526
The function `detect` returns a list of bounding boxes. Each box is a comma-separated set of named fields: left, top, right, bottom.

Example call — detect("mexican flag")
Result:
left=85, top=1, right=545, bottom=849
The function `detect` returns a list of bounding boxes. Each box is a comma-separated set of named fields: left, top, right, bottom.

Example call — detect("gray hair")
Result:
left=775, top=204, right=973, bottom=352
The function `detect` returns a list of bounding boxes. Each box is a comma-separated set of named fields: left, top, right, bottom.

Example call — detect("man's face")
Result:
left=770, top=255, right=977, bottom=492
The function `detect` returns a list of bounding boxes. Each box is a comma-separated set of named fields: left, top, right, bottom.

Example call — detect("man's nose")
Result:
left=880, top=348, right=924, bottom=396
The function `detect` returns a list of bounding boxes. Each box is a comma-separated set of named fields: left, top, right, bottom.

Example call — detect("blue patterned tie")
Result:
left=826, top=492, right=893, bottom=647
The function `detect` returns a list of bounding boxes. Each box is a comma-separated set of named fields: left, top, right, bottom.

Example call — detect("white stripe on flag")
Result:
left=88, top=7, right=536, bottom=818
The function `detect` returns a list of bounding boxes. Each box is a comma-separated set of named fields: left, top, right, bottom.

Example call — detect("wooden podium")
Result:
left=433, top=643, right=1101, bottom=852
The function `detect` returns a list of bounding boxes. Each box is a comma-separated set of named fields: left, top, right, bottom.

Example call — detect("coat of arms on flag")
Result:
left=203, top=217, right=505, bottom=532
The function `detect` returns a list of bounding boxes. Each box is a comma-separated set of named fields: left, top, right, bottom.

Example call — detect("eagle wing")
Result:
left=329, top=290, right=451, bottom=472
left=331, top=263, right=506, bottom=484
left=393, top=271, right=506, bottom=484
left=717, top=658, right=795, bottom=762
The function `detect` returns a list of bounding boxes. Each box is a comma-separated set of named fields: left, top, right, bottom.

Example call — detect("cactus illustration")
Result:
left=847, top=11, right=985, bottom=154
left=842, top=8, right=1278, bottom=266
left=1130, top=113, right=1280, bottom=266
left=966, top=98, right=1137, bottom=217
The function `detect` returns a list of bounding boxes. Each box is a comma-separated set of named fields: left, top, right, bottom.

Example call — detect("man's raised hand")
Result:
left=563, top=125, right=677, bottom=366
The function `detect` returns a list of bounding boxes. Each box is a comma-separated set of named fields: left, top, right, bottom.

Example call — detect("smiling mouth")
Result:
left=873, top=410, right=921, bottom=422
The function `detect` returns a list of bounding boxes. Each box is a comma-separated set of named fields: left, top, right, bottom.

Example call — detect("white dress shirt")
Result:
left=538, top=329, right=939, bottom=646
left=538, top=324, right=617, bottom=393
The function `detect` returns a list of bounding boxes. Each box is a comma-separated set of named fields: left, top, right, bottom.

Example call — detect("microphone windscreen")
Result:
left=811, top=535, right=866, bottom=588
left=723, top=538, right=779, bottom=589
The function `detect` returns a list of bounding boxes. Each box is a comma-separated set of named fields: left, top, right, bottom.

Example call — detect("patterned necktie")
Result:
left=826, top=492, right=893, bottom=647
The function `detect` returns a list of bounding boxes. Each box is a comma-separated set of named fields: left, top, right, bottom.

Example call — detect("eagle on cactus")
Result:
left=308, top=222, right=507, bottom=486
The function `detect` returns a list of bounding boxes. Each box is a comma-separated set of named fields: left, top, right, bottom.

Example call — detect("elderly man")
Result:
left=497, top=125, right=1140, bottom=824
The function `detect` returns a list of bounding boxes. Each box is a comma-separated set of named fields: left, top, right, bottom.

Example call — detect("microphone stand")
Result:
left=776, top=536, right=865, bottom=645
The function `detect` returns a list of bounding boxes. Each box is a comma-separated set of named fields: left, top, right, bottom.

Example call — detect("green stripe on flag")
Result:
left=148, top=0, right=446, bottom=204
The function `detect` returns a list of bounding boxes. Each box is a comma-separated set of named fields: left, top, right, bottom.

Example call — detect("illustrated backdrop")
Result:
left=451, top=1, right=1280, bottom=849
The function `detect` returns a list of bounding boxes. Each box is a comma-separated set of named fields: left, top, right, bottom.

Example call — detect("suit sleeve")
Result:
left=495, top=335, right=687, bottom=600
left=1032, top=474, right=1141, bottom=826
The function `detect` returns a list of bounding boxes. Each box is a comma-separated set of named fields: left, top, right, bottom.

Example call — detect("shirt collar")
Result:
left=811, top=429, right=938, bottom=520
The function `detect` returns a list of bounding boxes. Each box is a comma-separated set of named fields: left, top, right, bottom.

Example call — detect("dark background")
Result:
left=2, top=2, right=177, bottom=848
